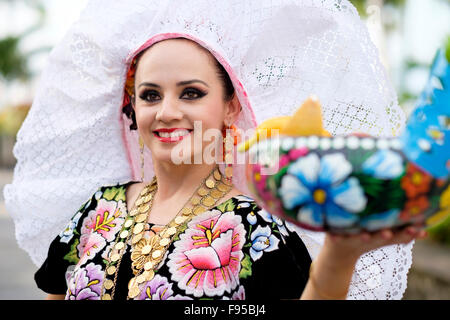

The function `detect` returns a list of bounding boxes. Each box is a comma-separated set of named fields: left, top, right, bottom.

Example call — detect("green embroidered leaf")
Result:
left=173, top=223, right=188, bottom=242
left=103, top=186, right=126, bottom=202
left=63, top=239, right=80, bottom=264
left=217, top=198, right=236, bottom=213
left=239, top=253, right=252, bottom=279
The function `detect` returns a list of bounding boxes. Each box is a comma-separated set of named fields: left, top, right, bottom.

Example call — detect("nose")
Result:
left=155, top=94, right=183, bottom=122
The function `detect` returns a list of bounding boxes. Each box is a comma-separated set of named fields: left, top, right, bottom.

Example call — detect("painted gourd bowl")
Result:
left=240, top=48, right=450, bottom=234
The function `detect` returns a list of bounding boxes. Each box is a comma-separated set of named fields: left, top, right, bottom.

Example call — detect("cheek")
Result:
left=134, top=106, right=156, bottom=131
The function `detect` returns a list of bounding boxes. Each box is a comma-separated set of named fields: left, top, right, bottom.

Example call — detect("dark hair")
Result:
left=122, top=42, right=235, bottom=131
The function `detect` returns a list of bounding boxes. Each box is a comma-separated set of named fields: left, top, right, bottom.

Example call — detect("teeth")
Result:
left=158, top=130, right=190, bottom=138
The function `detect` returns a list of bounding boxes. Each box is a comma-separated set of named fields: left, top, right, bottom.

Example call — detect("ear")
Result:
left=225, top=94, right=242, bottom=124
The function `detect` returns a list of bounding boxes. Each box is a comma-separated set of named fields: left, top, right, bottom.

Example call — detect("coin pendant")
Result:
left=152, top=250, right=162, bottom=259
left=201, top=195, right=215, bottom=207
left=102, top=294, right=112, bottom=300
left=210, top=189, right=223, bottom=199
left=193, top=205, right=206, bottom=215
left=128, top=277, right=138, bottom=290
left=175, top=216, right=186, bottom=225
left=166, top=227, right=177, bottom=236
left=104, top=279, right=114, bottom=290
left=139, top=204, right=150, bottom=213
left=106, top=266, right=117, bottom=275
left=115, top=242, right=125, bottom=250
left=135, top=213, right=147, bottom=223
left=181, top=207, right=192, bottom=216
left=132, top=234, right=143, bottom=245
left=128, top=286, right=140, bottom=299
left=206, top=179, right=215, bottom=189
left=217, top=182, right=230, bottom=192
left=141, top=245, right=152, bottom=255
left=213, top=169, right=222, bottom=180
left=190, top=196, right=201, bottom=205
left=159, top=238, right=170, bottom=247
left=133, top=223, right=144, bottom=234
left=110, top=253, right=120, bottom=262
left=135, top=197, right=144, bottom=207
left=136, top=274, right=146, bottom=284
left=144, top=261, right=154, bottom=271
left=144, top=194, right=153, bottom=203
left=197, top=187, right=209, bottom=196
left=129, top=208, right=139, bottom=216
left=124, top=219, right=133, bottom=228
left=140, top=187, right=149, bottom=196
left=144, top=270, right=155, bottom=281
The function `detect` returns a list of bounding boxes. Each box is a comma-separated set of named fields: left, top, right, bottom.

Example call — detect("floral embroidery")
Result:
left=256, top=208, right=288, bottom=236
left=138, top=274, right=192, bottom=300
left=249, top=225, right=279, bottom=261
left=65, top=262, right=103, bottom=300
left=280, top=153, right=367, bottom=228
left=77, top=232, right=106, bottom=266
left=167, top=210, right=246, bottom=297
left=80, top=198, right=126, bottom=242
left=59, top=211, right=83, bottom=244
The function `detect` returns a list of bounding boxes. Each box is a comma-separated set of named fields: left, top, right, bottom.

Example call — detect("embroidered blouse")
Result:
left=35, top=183, right=312, bottom=300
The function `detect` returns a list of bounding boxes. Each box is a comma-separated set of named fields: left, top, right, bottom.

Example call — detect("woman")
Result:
left=5, top=0, right=422, bottom=300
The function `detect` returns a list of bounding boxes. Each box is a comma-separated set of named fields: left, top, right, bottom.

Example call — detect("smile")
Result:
left=153, top=128, right=193, bottom=143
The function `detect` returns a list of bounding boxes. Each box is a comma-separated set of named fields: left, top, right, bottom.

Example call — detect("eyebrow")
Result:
left=138, top=79, right=209, bottom=89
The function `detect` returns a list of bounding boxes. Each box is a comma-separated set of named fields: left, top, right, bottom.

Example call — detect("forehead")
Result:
left=135, top=39, right=217, bottom=80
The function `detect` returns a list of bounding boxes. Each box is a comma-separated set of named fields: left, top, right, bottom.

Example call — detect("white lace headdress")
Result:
left=4, top=0, right=413, bottom=299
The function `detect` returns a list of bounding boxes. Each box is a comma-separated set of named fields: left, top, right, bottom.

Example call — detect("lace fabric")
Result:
left=4, top=0, right=412, bottom=299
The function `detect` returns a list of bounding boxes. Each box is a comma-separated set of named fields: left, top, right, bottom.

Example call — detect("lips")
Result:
left=153, top=128, right=193, bottom=143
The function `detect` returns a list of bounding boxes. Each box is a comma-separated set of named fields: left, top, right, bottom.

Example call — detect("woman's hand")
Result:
left=300, top=224, right=427, bottom=300
left=325, top=225, right=428, bottom=265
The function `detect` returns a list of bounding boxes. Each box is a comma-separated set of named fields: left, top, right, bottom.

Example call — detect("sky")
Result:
left=0, top=0, right=449, bottom=110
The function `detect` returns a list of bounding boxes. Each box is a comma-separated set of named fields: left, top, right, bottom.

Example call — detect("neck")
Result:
left=151, top=161, right=217, bottom=203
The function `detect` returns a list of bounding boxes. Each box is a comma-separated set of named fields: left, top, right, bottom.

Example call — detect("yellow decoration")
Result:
left=238, top=96, right=331, bottom=152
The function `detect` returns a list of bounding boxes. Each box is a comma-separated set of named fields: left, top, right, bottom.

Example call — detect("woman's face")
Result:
left=133, top=39, right=238, bottom=165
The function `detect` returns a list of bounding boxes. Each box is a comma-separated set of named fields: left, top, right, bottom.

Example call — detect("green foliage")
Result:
left=445, top=35, right=450, bottom=62
left=427, top=215, right=450, bottom=246
left=0, top=36, right=29, bottom=80
left=0, top=0, right=46, bottom=81
left=349, top=0, right=405, bottom=17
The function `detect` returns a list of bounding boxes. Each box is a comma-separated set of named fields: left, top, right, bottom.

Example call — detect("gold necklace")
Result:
left=101, top=166, right=232, bottom=300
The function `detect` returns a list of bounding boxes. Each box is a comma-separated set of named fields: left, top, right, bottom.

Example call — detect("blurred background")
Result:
left=0, top=0, right=449, bottom=299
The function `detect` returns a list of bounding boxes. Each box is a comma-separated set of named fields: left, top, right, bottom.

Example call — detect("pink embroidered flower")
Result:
left=81, top=198, right=126, bottom=242
left=167, top=210, right=246, bottom=297
left=77, top=232, right=106, bottom=265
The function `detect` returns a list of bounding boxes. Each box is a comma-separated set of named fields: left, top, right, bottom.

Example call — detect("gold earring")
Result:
left=223, top=122, right=233, bottom=185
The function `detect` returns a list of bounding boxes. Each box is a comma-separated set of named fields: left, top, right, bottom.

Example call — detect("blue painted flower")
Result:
left=59, top=210, right=83, bottom=244
left=280, top=153, right=367, bottom=228
left=360, top=209, right=401, bottom=231
left=249, top=225, right=279, bottom=261
left=362, top=150, right=404, bottom=179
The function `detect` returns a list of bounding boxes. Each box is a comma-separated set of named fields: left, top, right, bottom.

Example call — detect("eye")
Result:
left=139, top=89, right=161, bottom=103
left=180, top=88, right=206, bottom=100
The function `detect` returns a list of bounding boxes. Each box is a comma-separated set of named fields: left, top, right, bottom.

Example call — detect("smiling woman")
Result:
left=6, top=0, right=422, bottom=301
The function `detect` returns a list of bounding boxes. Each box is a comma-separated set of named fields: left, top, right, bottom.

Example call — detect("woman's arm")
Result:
left=46, top=294, right=65, bottom=300
left=300, top=226, right=427, bottom=300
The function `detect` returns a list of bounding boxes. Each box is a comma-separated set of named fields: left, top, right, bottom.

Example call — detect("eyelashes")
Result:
left=138, top=87, right=207, bottom=103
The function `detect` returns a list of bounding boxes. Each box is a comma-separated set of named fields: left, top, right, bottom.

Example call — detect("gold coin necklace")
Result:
left=100, top=166, right=232, bottom=300
left=101, top=176, right=157, bottom=300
